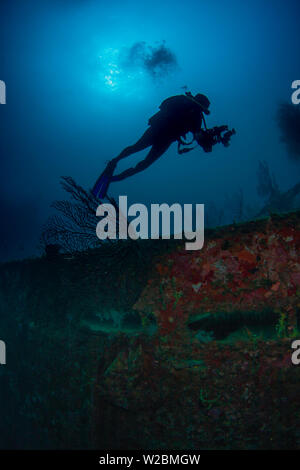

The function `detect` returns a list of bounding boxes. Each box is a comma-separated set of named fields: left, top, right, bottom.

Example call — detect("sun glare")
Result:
left=97, top=47, right=145, bottom=94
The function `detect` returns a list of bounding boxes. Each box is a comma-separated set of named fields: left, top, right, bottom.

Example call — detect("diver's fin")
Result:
left=92, top=173, right=110, bottom=199
left=92, top=160, right=117, bottom=199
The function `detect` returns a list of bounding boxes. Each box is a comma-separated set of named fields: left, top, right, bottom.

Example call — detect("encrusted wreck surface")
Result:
left=0, top=211, right=299, bottom=449
left=134, top=211, right=300, bottom=337
left=94, top=212, right=300, bottom=449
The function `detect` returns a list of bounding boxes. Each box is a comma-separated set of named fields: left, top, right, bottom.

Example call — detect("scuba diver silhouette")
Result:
left=92, top=92, right=235, bottom=199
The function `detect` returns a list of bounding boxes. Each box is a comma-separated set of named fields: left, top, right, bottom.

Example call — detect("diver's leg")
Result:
left=111, top=140, right=172, bottom=182
left=92, top=128, right=155, bottom=198
left=113, top=127, right=154, bottom=162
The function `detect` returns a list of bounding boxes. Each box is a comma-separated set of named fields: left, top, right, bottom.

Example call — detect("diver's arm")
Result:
left=176, top=113, right=205, bottom=155
left=192, top=111, right=204, bottom=134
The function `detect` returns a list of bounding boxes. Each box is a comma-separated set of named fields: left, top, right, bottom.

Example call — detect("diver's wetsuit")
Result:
left=110, top=94, right=204, bottom=182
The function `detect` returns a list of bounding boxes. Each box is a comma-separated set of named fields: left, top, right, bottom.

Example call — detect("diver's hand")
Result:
left=194, top=130, right=214, bottom=152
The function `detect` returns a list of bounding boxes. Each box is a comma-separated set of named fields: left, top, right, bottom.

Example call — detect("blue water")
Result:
left=0, top=0, right=299, bottom=261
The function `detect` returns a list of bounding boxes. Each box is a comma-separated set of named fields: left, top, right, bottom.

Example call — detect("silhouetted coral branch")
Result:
left=40, top=177, right=110, bottom=253
left=256, top=161, right=300, bottom=216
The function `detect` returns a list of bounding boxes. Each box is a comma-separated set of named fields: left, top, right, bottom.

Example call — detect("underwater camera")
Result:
left=219, top=127, right=236, bottom=147
left=195, top=126, right=236, bottom=152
